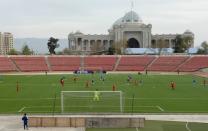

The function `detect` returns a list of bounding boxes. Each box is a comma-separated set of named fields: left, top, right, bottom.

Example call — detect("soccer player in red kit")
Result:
left=112, top=84, right=116, bottom=91
left=60, top=78, right=64, bottom=87
left=170, top=81, right=175, bottom=90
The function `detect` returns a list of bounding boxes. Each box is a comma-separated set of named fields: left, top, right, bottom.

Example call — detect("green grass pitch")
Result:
left=86, top=120, right=208, bottom=131
left=0, top=73, right=208, bottom=114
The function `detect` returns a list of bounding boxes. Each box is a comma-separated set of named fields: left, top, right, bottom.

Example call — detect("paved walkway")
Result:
left=1, top=115, right=208, bottom=131
left=0, top=115, right=84, bottom=131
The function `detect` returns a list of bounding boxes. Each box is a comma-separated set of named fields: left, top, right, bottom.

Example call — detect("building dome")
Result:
left=112, top=11, right=143, bottom=28
left=113, top=17, right=123, bottom=26
left=74, top=31, right=83, bottom=35
left=123, top=11, right=142, bottom=23
left=184, top=29, right=193, bottom=35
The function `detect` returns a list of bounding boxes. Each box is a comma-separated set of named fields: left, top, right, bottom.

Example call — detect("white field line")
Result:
left=23, top=105, right=163, bottom=113
left=0, top=98, right=59, bottom=101
left=156, top=105, right=165, bottom=112
left=186, top=121, right=191, bottom=131
left=1, top=97, right=208, bottom=101
left=136, top=127, right=139, bottom=131
left=18, top=106, right=26, bottom=113
left=24, top=105, right=161, bottom=108
left=126, top=98, right=208, bottom=100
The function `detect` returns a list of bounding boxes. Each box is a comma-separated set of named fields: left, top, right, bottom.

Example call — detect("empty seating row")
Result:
left=147, top=56, right=188, bottom=71
left=179, top=56, right=208, bottom=72
left=48, top=56, right=81, bottom=71
left=83, top=56, right=117, bottom=71
left=0, top=55, right=207, bottom=72
left=116, top=56, right=155, bottom=71
left=10, top=57, right=48, bottom=72
left=0, top=56, right=16, bottom=72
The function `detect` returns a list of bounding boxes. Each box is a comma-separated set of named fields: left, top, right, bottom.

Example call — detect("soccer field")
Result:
left=0, top=73, right=208, bottom=114
left=86, top=120, right=208, bottom=131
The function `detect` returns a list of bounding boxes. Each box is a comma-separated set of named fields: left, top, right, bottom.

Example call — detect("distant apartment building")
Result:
left=0, top=32, right=14, bottom=55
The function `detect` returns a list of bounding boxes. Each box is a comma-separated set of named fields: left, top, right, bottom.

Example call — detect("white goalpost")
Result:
left=61, top=91, right=124, bottom=113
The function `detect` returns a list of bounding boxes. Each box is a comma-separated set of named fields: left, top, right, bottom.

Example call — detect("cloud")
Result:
left=0, top=0, right=207, bottom=47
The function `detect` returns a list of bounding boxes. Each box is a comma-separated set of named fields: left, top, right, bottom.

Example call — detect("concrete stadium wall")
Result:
left=29, top=117, right=85, bottom=127
left=86, top=117, right=145, bottom=128
left=29, top=117, right=145, bottom=128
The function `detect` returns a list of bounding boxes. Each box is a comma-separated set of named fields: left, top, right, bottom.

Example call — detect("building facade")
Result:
left=68, top=11, right=194, bottom=54
left=0, top=32, right=14, bottom=55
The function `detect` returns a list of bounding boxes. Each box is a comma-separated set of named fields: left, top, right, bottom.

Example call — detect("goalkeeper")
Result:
left=93, top=89, right=100, bottom=101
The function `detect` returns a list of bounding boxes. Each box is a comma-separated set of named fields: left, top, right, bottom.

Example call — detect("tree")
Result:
left=107, top=46, right=115, bottom=55
left=174, top=35, right=184, bottom=53
left=56, top=51, right=64, bottom=55
left=114, top=39, right=127, bottom=55
left=201, top=41, right=208, bottom=54
left=47, top=37, right=59, bottom=55
left=174, top=35, right=193, bottom=53
left=157, top=38, right=166, bottom=55
left=197, top=41, right=208, bottom=54
left=8, top=49, right=18, bottom=55
left=22, top=45, right=33, bottom=55
left=62, top=48, right=73, bottom=55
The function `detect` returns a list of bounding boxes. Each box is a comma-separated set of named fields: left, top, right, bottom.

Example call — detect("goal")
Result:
left=61, top=91, right=124, bottom=113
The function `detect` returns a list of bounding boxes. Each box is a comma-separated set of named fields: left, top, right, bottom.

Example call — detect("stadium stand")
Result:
left=48, top=56, right=81, bottom=71
left=0, top=56, right=17, bottom=72
left=1, top=55, right=208, bottom=73
left=10, top=56, right=48, bottom=72
left=147, top=56, right=188, bottom=71
left=83, top=56, right=117, bottom=71
left=179, top=56, right=208, bottom=72
left=116, top=56, right=155, bottom=71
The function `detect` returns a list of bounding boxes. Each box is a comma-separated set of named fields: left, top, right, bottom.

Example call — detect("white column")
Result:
left=81, top=40, right=84, bottom=51
left=169, top=39, right=171, bottom=48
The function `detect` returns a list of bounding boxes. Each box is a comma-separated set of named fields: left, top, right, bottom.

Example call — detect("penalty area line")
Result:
left=156, top=105, right=164, bottom=112
left=186, top=121, right=191, bottom=131
left=18, top=106, right=26, bottom=113
left=136, top=127, right=139, bottom=131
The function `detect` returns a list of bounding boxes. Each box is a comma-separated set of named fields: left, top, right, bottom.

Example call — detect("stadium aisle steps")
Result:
left=0, top=56, right=17, bottom=72
left=174, top=56, right=191, bottom=71
left=113, top=56, right=121, bottom=71
left=45, top=56, right=52, bottom=71
left=147, top=56, right=188, bottom=72
left=117, top=56, right=156, bottom=71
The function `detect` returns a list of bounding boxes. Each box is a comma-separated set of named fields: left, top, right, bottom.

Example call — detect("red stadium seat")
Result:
left=84, top=56, right=117, bottom=71
left=0, top=56, right=16, bottom=72
left=2, top=55, right=208, bottom=72
left=179, top=56, right=208, bottom=72
left=147, top=56, right=188, bottom=72
left=48, top=56, right=81, bottom=71
left=117, top=56, right=155, bottom=71
left=10, top=56, right=48, bottom=72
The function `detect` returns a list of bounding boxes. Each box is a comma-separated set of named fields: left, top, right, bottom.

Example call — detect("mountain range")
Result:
left=14, top=38, right=68, bottom=54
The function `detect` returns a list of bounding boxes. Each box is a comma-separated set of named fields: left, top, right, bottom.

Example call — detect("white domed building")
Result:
left=68, top=11, right=194, bottom=54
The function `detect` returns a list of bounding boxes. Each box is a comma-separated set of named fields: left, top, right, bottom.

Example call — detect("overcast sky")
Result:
left=0, top=0, right=208, bottom=47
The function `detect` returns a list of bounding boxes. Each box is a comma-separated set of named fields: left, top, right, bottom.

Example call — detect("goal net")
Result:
left=61, top=91, right=124, bottom=113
